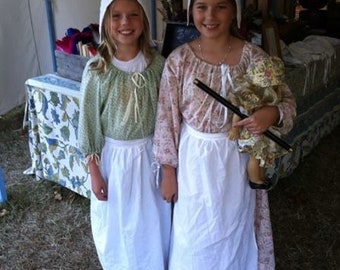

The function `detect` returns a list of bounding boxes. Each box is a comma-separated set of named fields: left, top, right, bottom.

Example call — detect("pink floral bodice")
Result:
left=154, top=42, right=296, bottom=167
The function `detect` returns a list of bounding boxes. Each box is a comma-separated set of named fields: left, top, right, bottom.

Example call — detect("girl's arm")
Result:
left=233, top=83, right=297, bottom=136
left=233, top=106, right=280, bottom=136
left=154, top=56, right=182, bottom=203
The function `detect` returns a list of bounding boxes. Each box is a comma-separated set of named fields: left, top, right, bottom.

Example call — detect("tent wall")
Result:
left=0, top=0, right=156, bottom=116
left=0, top=0, right=43, bottom=115
left=0, top=0, right=100, bottom=115
left=53, top=0, right=100, bottom=40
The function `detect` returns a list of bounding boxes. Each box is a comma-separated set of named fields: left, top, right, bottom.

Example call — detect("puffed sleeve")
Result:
left=153, top=56, right=182, bottom=168
left=78, top=60, right=105, bottom=158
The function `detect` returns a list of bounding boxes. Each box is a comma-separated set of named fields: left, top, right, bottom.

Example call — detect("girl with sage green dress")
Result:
left=78, top=0, right=171, bottom=269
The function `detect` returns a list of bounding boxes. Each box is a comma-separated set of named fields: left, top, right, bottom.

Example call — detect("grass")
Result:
left=0, top=107, right=101, bottom=270
left=269, top=125, right=340, bottom=270
left=0, top=106, right=339, bottom=269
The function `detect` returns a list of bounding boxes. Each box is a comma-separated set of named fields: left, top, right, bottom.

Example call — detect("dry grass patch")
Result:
left=0, top=107, right=101, bottom=270
left=269, top=126, right=340, bottom=270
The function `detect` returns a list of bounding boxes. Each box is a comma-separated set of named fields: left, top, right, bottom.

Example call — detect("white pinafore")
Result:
left=169, top=123, right=258, bottom=270
left=91, top=136, right=171, bottom=269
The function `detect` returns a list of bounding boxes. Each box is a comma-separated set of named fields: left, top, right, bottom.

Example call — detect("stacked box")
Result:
left=55, top=50, right=89, bottom=82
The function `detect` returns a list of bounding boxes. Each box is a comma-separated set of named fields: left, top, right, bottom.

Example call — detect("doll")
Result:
left=228, top=56, right=288, bottom=190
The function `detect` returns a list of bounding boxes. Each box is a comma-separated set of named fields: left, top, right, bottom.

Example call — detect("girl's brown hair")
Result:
left=91, top=0, right=154, bottom=73
left=188, top=0, right=242, bottom=38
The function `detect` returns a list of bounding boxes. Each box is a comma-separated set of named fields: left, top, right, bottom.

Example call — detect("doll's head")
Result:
left=231, top=56, right=284, bottom=110
left=245, top=56, right=285, bottom=88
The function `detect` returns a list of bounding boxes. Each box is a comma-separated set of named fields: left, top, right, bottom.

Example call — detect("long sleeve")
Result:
left=78, top=61, right=105, bottom=157
left=153, top=61, right=182, bottom=168
left=276, top=83, right=297, bottom=135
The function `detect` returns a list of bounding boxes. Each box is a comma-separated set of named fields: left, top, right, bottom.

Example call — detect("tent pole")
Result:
left=151, top=0, right=157, bottom=40
left=45, top=0, right=57, bottom=72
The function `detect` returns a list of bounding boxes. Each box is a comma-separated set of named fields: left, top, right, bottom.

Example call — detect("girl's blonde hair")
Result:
left=91, top=0, right=154, bottom=73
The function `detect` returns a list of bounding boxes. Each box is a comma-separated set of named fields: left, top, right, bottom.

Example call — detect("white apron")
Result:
left=169, top=124, right=258, bottom=270
left=91, top=136, right=171, bottom=270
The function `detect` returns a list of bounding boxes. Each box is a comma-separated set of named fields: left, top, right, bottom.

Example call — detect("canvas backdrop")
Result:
left=0, top=0, right=156, bottom=115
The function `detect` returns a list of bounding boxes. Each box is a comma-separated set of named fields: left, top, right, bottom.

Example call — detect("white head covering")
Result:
left=187, top=0, right=242, bottom=29
left=99, top=0, right=150, bottom=39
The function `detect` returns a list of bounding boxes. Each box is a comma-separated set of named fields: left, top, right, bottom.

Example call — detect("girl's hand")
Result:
left=88, top=157, right=108, bottom=201
left=233, top=106, right=280, bottom=135
left=161, top=165, right=178, bottom=203
left=91, top=175, right=108, bottom=201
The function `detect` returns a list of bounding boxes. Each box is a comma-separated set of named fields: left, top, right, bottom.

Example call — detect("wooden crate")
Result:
left=55, top=50, right=89, bottom=82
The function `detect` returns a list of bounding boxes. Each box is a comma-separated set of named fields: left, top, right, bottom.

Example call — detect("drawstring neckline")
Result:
left=121, top=72, right=146, bottom=126
left=217, top=64, right=234, bottom=127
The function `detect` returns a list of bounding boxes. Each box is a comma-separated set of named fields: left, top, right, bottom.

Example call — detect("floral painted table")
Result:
left=25, top=74, right=91, bottom=198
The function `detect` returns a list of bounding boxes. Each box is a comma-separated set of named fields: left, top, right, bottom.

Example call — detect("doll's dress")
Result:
left=229, top=57, right=288, bottom=168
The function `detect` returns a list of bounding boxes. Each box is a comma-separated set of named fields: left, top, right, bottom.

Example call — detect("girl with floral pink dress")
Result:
left=154, top=0, right=296, bottom=269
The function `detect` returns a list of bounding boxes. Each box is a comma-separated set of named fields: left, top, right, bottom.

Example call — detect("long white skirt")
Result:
left=169, top=124, right=258, bottom=270
left=91, top=136, right=171, bottom=270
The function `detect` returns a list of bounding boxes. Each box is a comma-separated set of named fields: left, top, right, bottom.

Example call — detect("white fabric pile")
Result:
left=281, top=35, right=340, bottom=95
